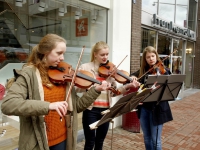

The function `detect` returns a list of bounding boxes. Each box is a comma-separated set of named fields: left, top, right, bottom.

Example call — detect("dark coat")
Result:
left=131, top=68, right=173, bottom=125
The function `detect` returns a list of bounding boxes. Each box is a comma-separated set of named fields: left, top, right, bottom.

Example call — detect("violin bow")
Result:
left=138, top=49, right=178, bottom=80
left=106, top=55, right=128, bottom=80
left=66, top=46, right=85, bottom=108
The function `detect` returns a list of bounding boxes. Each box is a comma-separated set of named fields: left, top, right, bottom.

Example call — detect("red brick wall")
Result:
left=193, top=2, right=200, bottom=88
left=130, top=1, right=142, bottom=74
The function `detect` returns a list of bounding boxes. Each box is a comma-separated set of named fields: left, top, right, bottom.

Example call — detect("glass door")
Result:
left=157, top=34, right=171, bottom=69
left=185, top=41, right=194, bottom=89
left=171, top=39, right=183, bottom=74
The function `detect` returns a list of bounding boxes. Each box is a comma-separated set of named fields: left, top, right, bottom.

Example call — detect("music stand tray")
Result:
left=145, top=75, right=169, bottom=88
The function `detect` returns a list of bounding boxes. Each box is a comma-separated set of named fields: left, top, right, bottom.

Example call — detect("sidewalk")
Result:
left=76, top=89, right=200, bottom=150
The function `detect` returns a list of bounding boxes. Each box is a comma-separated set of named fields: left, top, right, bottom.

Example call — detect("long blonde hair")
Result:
left=90, top=41, right=109, bottom=62
left=139, top=46, right=160, bottom=77
left=27, top=34, right=66, bottom=86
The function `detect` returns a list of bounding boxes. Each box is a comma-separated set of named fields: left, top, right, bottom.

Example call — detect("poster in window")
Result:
left=76, top=18, right=88, bottom=37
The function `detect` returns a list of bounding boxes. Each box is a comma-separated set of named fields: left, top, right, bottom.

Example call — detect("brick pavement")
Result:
left=76, top=90, right=200, bottom=150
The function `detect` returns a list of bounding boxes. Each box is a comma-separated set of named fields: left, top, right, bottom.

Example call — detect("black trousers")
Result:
left=49, top=140, right=66, bottom=150
left=82, top=107, right=109, bottom=150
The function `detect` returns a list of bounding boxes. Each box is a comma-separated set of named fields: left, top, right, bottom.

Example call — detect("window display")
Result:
left=0, top=0, right=108, bottom=147
left=172, top=57, right=182, bottom=74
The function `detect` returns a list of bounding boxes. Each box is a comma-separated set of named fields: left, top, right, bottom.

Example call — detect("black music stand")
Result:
left=88, top=92, right=144, bottom=149
left=89, top=87, right=152, bottom=129
left=142, top=74, right=185, bottom=150
left=116, top=88, right=152, bottom=116
left=142, top=74, right=185, bottom=103
left=89, top=86, right=153, bottom=150
left=141, top=75, right=169, bottom=103
left=162, top=74, right=186, bottom=101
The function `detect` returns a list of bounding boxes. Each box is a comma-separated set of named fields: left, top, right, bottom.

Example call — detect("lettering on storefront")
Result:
left=152, top=14, right=194, bottom=39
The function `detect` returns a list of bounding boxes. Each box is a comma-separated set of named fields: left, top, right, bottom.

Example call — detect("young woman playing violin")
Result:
left=76, top=41, right=140, bottom=150
left=131, top=46, right=173, bottom=150
left=1, top=34, right=110, bottom=150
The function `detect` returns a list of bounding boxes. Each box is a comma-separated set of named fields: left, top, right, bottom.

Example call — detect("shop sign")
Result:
left=76, top=18, right=88, bottom=37
left=152, top=14, right=194, bottom=39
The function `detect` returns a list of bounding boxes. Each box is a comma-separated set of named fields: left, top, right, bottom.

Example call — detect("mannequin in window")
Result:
left=175, top=57, right=182, bottom=74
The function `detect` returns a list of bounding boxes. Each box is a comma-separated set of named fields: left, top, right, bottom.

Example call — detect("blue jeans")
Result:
left=49, top=140, right=66, bottom=150
left=140, top=106, right=163, bottom=150
left=82, top=107, right=110, bottom=150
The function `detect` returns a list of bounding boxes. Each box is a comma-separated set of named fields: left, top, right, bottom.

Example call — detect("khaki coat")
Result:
left=1, top=66, right=100, bottom=150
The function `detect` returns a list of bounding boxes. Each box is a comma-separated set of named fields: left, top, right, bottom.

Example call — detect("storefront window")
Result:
left=0, top=10, right=27, bottom=67
left=142, top=0, right=158, bottom=14
left=176, top=0, right=188, bottom=27
left=143, top=0, right=196, bottom=33
left=141, top=28, right=156, bottom=52
left=172, top=39, right=183, bottom=74
left=160, top=0, right=175, bottom=4
left=185, top=41, right=194, bottom=88
left=0, top=0, right=107, bottom=69
left=159, top=2, right=175, bottom=22
left=157, top=34, right=171, bottom=68
left=157, top=34, right=170, bottom=55
left=176, top=0, right=188, bottom=5
left=176, top=5, right=187, bottom=27
left=0, top=0, right=108, bottom=147
left=188, top=0, right=197, bottom=31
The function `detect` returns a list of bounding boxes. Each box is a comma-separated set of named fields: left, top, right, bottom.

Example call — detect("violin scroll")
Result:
left=107, top=86, right=121, bottom=95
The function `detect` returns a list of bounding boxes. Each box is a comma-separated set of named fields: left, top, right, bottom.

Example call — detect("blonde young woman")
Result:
left=76, top=41, right=140, bottom=150
left=1, top=34, right=110, bottom=150
left=131, top=46, right=173, bottom=150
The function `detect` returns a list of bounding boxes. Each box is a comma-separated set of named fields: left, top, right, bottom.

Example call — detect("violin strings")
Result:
left=106, top=55, right=128, bottom=80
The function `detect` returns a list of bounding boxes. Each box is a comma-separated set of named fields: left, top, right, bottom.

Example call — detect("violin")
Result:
left=48, top=62, right=101, bottom=89
left=48, top=61, right=121, bottom=94
left=149, top=60, right=166, bottom=75
left=98, top=60, right=133, bottom=84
